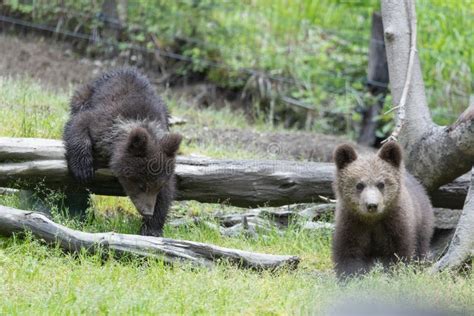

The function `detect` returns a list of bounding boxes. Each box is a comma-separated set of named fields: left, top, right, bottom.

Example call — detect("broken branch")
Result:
left=0, top=205, right=300, bottom=270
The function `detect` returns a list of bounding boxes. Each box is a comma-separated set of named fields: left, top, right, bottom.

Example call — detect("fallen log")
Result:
left=168, top=116, right=187, bottom=126
left=169, top=204, right=336, bottom=239
left=0, top=187, right=18, bottom=195
left=0, top=205, right=299, bottom=270
left=210, top=203, right=330, bottom=228
left=0, top=137, right=468, bottom=209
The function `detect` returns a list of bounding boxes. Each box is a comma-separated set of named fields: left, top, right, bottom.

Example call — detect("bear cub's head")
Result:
left=333, top=141, right=403, bottom=218
left=110, top=127, right=182, bottom=217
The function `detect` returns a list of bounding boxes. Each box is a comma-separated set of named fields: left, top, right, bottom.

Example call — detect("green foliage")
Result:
left=2, top=0, right=472, bottom=134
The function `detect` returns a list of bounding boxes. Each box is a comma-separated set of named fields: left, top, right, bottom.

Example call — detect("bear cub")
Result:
left=332, top=141, right=434, bottom=278
left=63, top=68, right=182, bottom=237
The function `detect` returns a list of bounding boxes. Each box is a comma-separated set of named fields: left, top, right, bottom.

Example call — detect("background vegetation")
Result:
left=2, top=0, right=472, bottom=135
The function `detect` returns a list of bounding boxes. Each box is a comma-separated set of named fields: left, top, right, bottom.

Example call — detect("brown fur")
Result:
left=63, top=68, right=182, bottom=236
left=332, top=142, right=434, bottom=278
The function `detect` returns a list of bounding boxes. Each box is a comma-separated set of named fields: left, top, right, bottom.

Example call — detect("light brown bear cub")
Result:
left=332, top=141, right=434, bottom=278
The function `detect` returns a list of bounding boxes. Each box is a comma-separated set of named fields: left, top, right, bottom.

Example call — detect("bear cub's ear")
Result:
left=333, top=144, right=357, bottom=170
left=127, top=127, right=149, bottom=156
left=378, top=141, right=402, bottom=168
left=162, top=133, right=182, bottom=157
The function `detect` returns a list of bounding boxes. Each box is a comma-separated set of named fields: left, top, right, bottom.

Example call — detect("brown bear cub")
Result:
left=332, top=141, right=434, bottom=278
left=63, top=68, right=182, bottom=237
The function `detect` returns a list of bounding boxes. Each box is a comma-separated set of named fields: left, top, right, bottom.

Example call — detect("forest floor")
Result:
left=0, top=34, right=472, bottom=315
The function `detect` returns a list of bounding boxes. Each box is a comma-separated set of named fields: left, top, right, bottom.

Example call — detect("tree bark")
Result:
left=432, top=168, right=474, bottom=271
left=381, top=0, right=474, bottom=191
left=358, top=12, right=389, bottom=146
left=0, top=205, right=299, bottom=270
left=100, top=0, right=123, bottom=42
left=0, top=137, right=468, bottom=209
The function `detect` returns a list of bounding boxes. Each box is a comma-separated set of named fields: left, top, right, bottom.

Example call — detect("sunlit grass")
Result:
left=0, top=232, right=472, bottom=314
left=0, top=77, right=69, bottom=138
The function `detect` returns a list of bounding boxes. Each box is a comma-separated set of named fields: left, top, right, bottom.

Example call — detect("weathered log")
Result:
left=168, top=116, right=187, bottom=126
left=0, top=137, right=468, bottom=209
left=0, top=187, right=18, bottom=195
left=0, top=205, right=299, bottom=270
left=0, top=137, right=64, bottom=161
left=169, top=204, right=336, bottom=238
left=301, top=221, right=335, bottom=231
left=211, top=204, right=330, bottom=228
left=0, top=158, right=334, bottom=206
left=433, top=208, right=462, bottom=230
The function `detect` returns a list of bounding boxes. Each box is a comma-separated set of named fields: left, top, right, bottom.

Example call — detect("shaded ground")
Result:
left=0, top=35, right=102, bottom=88
left=0, top=34, right=369, bottom=162
left=181, top=127, right=370, bottom=161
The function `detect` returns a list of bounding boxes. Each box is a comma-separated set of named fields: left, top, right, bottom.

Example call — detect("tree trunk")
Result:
left=381, top=0, right=474, bottom=269
left=0, top=137, right=468, bottom=209
left=432, top=168, right=474, bottom=271
left=358, top=12, right=389, bottom=147
left=0, top=205, right=299, bottom=270
left=381, top=0, right=474, bottom=191
left=100, top=0, right=123, bottom=41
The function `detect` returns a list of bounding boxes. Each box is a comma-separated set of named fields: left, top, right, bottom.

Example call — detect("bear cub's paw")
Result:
left=140, top=223, right=163, bottom=237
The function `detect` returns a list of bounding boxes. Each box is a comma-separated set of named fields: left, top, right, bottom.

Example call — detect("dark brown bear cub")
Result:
left=332, top=141, right=434, bottom=278
left=63, top=68, right=182, bottom=237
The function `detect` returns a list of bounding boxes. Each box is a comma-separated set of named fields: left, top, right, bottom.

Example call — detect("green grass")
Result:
left=0, top=234, right=473, bottom=314
left=0, top=77, right=69, bottom=138
left=0, top=76, right=473, bottom=314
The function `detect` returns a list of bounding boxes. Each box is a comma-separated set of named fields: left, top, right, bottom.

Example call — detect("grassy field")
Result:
left=0, top=77, right=473, bottom=314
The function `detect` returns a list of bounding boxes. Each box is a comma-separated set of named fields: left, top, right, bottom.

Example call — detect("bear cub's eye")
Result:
left=356, top=182, right=365, bottom=191
left=376, top=182, right=385, bottom=190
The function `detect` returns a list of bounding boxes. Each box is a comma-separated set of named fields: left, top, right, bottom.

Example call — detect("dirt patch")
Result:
left=180, top=127, right=371, bottom=162
left=0, top=34, right=106, bottom=89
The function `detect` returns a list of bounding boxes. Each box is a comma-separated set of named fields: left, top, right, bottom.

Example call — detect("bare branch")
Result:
left=0, top=205, right=300, bottom=270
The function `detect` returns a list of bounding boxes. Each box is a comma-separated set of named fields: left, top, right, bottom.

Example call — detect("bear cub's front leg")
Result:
left=140, top=180, right=174, bottom=237
left=63, top=113, right=95, bottom=183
